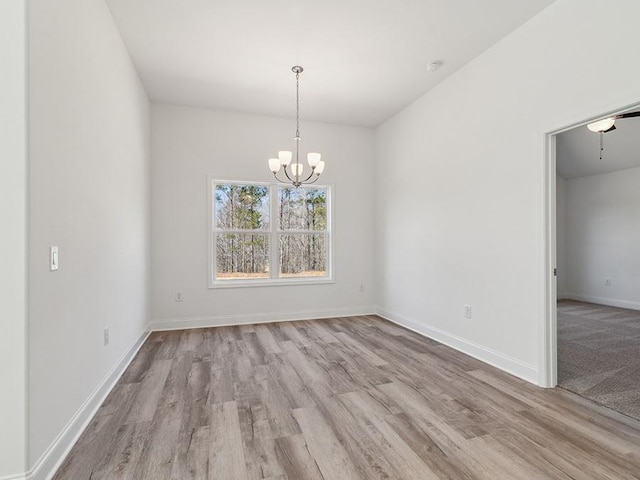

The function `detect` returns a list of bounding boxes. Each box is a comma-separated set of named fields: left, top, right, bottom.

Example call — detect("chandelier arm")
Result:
left=304, top=174, right=321, bottom=185
left=299, top=169, right=316, bottom=184
left=273, top=171, right=289, bottom=184
left=281, top=166, right=295, bottom=183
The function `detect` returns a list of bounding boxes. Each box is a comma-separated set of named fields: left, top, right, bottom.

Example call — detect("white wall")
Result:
left=151, top=104, right=375, bottom=327
left=556, top=174, right=567, bottom=298
left=375, top=0, right=640, bottom=384
left=0, top=1, right=28, bottom=477
left=564, top=167, right=640, bottom=310
left=28, top=0, right=150, bottom=469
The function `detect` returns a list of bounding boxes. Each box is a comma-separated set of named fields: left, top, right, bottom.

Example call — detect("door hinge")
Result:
left=553, top=268, right=557, bottom=276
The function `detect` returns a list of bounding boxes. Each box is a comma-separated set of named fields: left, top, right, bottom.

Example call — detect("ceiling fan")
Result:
left=587, top=111, right=640, bottom=160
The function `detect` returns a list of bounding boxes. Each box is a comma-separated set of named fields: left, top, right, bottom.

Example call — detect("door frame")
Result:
left=540, top=99, right=640, bottom=388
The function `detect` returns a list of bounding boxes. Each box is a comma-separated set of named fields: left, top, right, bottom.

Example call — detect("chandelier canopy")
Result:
left=268, top=66, right=325, bottom=187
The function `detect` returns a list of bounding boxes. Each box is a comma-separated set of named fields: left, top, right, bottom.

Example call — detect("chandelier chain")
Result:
left=295, top=71, right=300, bottom=139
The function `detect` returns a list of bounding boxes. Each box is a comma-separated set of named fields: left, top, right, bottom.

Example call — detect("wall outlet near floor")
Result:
left=103, top=327, right=110, bottom=346
left=604, top=277, right=612, bottom=287
left=175, top=290, right=184, bottom=302
left=464, top=305, right=472, bottom=319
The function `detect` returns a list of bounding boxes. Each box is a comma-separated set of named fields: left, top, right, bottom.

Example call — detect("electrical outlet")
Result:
left=464, top=305, right=472, bottom=319
left=604, top=277, right=612, bottom=287
left=103, top=327, right=110, bottom=346
left=175, top=291, right=183, bottom=302
left=359, top=284, right=365, bottom=293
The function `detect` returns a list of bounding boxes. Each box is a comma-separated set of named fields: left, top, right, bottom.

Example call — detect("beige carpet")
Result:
left=558, top=299, right=640, bottom=420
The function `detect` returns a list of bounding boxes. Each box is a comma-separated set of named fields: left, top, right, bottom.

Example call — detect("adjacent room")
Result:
left=3, top=0, right=640, bottom=479
left=556, top=111, right=640, bottom=420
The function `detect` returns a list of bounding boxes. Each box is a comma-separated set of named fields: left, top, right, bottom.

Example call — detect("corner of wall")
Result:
left=376, top=307, right=538, bottom=385
left=26, top=330, right=150, bottom=480
left=0, top=0, right=29, bottom=477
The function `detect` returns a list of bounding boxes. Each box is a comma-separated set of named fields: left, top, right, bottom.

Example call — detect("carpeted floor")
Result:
left=558, top=299, right=640, bottom=420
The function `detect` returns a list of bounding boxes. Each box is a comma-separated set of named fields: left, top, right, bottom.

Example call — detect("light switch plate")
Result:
left=50, top=246, right=59, bottom=271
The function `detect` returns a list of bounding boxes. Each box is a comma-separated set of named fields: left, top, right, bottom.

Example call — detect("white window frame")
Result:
left=208, top=178, right=334, bottom=288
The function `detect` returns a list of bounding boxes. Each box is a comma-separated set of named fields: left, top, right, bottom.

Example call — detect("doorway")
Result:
left=544, top=103, right=640, bottom=420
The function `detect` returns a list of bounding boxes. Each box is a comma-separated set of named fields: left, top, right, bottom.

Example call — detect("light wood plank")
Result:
left=208, top=401, right=249, bottom=480
left=292, top=406, right=364, bottom=480
left=53, top=315, right=640, bottom=480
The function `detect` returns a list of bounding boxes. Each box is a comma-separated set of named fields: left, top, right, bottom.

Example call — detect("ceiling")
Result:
left=105, top=0, right=554, bottom=127
left=556, top=113, right=640, bottom=179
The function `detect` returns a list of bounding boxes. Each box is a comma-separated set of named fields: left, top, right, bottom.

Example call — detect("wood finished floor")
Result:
left=54, top=315, right=640, bottom=480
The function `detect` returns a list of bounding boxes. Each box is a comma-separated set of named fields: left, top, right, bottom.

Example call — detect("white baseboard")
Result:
left=564, top=293, right=640, bottom=311
left=376, top=307, right=538, bottom=385
left=27, top=329, right=150, bottom=480
left=151, top=306, right=377, bottom=331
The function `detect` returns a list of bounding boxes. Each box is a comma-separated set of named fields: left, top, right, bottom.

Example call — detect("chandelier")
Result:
left=268, top=66, right=325, bottom=187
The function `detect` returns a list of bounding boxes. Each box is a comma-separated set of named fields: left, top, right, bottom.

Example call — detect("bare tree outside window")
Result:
left=215, top=184, right=270, bottom=279
left=278, top=187, right=327, bottom=277
left=212, top=182, right=330, bottom=283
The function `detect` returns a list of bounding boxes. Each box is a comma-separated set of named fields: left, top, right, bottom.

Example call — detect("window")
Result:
left=210, top=181, right=331, bottom=286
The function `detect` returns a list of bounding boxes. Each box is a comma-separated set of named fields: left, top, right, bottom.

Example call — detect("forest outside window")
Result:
left=211, top=181, right=332, bottom=286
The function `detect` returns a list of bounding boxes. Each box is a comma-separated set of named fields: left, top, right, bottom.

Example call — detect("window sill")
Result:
left=208, top=277, right=335, bottom=289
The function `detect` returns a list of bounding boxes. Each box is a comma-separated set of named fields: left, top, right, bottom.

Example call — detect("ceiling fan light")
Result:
left=587, top=117, right=615, bottom=133
left=278, top=150, right=292, bottom=166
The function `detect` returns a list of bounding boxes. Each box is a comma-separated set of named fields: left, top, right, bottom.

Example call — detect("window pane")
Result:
left=278, top=187, right=327, bottom=231
left=279, top=234, right=326, bottom=277
left=215, top=184, right=270, bottom=230
left=216, top=233, right=269, bottom=279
